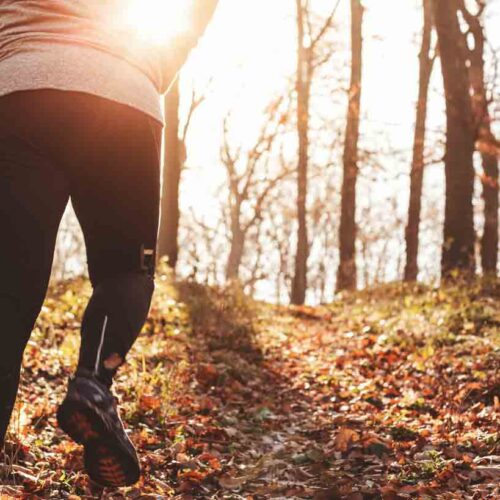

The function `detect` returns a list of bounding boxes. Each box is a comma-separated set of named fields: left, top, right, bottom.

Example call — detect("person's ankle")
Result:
left=74, top=367, right=113, bottom=389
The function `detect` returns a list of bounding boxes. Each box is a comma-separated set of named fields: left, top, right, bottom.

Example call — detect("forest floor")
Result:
left=0, top=270, right=499, bottom=499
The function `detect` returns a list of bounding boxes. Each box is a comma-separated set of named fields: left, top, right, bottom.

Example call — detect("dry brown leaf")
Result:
left=334, top=427, right=360, bottom=452
left=218, top=474, right=247, bottom=490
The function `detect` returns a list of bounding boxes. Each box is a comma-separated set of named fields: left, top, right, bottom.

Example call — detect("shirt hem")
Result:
left=0, top=45, right=164, bottom=125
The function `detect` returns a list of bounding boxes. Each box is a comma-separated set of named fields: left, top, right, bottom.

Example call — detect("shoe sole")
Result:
left=56, top=397, right=140, bottom=487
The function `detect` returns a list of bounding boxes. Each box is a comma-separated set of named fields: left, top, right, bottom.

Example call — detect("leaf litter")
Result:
left=0, top=273, right=499, bottom=498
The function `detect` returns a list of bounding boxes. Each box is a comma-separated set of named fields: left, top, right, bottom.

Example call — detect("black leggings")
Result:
left=0, top=90, right=162, bottom=442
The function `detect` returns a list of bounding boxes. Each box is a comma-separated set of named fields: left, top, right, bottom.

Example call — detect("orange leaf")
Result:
left=140, top=394, right=162, bottom=410
left=178, top=469, right=207, bottom=483
left=334, top=427, right=360, bottom=452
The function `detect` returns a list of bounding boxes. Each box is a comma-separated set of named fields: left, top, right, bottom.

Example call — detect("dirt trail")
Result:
left=1, top=279, right=499, bottom=498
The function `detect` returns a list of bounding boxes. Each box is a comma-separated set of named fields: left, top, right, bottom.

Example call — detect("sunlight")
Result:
left=123, top=0, right=190, bottom=45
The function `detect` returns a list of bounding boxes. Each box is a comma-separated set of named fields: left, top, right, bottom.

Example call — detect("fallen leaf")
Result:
left=334, top=428, right=360, bottom=452
left=218, top=474, right=247, bottom=490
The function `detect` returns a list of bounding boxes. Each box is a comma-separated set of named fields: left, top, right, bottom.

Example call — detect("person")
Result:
left=0, top=0, right=218, bottom=488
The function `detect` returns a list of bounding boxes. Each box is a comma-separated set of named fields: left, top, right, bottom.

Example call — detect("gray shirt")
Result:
left=0, top=0, right=176, bottom=124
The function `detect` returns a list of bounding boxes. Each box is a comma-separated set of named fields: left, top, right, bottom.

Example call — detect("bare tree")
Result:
left=460, top=0, right=499, bottom=275
left=156, top=0, right=218, bottom=269
left=268, top=204, right=295, bottom=304
left=404, top=0, right=436, bottom=282
left=309, top=174, right=340, bottom=303
left=221, top=97, right=292, bottom=282
left=158, top=78, right=182, bottom=269
left=51, top=205, right=85, bottom=281
left=157, top=78, right=206, bottom=269
left=336, top=0, right=364, bottom=292
left=292, top=0, right=340, bottom=304
left=181, top=207, right=226, bottom=285
left=292, top=0, right=311, bottom=304
left=432, top=0, right=476, bottom=278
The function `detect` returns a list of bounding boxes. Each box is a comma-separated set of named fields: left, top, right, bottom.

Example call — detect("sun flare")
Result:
left=124, top=0, right=190, bottom=45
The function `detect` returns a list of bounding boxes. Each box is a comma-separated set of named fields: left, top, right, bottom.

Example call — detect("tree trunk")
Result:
left=463, top=5, right=499, bottom=275
left=432, top=0, right=476, bottom=278
left=336, top=0, right=363, bottom=292
left=157, top=78, right=182, bottom=269
left=481, top=152, right=499, bottom=274
left=404, top=0, right=434, bottom=282
left=291, top=0, right=311, bottom=305
left=226, top=211, right=245, bottom=281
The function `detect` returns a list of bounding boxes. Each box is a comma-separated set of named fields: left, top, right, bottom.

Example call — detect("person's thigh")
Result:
left=0, top=109, right=70, bottom=366
left=68, top=99, right=162, bottom=285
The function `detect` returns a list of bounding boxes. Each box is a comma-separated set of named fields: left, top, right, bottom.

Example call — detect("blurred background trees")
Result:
left=157, top=75, right=207, bottom=270
left=52, top=0, right=500, bottom=305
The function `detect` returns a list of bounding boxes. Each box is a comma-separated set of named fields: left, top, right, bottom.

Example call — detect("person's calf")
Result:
left=76, top=270, right=155, bottom=388
left=0, top=364, right=22, bottom=446
left=0, top=291, right=45, bottom=446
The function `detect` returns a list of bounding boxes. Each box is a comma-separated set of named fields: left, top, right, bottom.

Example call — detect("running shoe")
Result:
left=56, top=368, right=140, bottom=487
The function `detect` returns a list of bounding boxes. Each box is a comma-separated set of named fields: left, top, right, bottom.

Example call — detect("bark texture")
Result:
left=432, top=0, right=476, bottom=278
left=226, top=220, right=245, bottom=281
left=404, top=0, right=435, bottom=282
left=337, top=0, right=364, bottom=292
left=461, top=2, right=499, bottom=275
left=157, top=78, right=182, bottom=269
left=291, top=0, right=312, bottom=305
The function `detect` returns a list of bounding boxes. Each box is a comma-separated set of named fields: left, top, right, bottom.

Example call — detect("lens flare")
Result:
left=123, top=0, right=190, bottom=45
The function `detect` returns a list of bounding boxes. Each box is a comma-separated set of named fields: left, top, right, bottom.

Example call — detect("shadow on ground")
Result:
left=1, top=275, right=499, bottom=499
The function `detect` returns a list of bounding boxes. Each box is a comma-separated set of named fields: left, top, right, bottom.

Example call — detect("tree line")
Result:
left=154, top=0, right=499, bottom=305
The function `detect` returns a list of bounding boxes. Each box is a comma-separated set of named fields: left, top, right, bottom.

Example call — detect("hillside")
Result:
left=1, top=271, right=499, bottom=498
